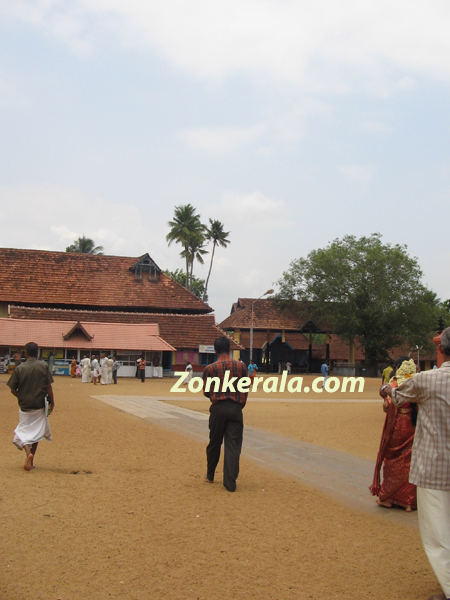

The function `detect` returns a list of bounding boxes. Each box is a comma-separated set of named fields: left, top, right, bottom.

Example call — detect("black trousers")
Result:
left=206, top=401, right=243, bottom=491
left=140, top=369, right=145, bottom=383
left=113, top=370, right=117, bottom=384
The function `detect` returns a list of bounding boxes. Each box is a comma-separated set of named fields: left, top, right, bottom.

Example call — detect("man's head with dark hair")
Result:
left=441, top=327, right=450, bottom=357
left=24, top=342, right=39, bottom=358
left=214, top=336, right=231, bottom=355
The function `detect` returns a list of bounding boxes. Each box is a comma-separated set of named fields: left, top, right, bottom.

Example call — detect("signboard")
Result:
left=199, top=345, right=215, bottom=354
left=53, top=360, right=70, bottom=376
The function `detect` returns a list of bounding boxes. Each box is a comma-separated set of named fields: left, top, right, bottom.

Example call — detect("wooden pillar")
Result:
left=265, top=330, right=271, bottom=373
left=348, top=339, right=355, bottom=363
left=308, top=331, right=313, bottom=373
left=326, top=331, right=330, bottom=363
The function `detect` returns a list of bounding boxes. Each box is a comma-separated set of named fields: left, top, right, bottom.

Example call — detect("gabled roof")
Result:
left=0, top=318, right=176, bottom=352
left=62, top=321, right=93, bottom=341
left=220, top=298, right=330, bottom=331
left=8, top=306, right=244, bottom=351
left=0, top=248, right=211, bottom=314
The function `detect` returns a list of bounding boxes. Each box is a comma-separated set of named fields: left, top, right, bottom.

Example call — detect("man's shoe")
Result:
left=204, top=475, right=213, bottom=483
left=224, top=484, right=236, bottom=492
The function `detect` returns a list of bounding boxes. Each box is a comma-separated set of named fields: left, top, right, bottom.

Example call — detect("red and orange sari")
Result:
left=370, top=381, right=417, bottom=510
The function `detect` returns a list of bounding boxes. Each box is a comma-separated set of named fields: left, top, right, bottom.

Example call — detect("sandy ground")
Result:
left=0, top=374, right=440, bottom=600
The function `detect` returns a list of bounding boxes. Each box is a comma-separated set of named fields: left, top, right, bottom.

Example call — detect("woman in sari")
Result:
left=70, top=358, right=77, bottom=378
left=370, top=357, right=417, bottom=512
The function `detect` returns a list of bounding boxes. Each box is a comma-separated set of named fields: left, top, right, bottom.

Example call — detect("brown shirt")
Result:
left=7, top=357, right=54, bottom=412
left=391, top=361, right=450, bottom=490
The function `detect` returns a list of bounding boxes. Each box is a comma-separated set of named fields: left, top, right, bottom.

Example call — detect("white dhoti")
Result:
left=13, top=408, right=52, bottom=450
left=100, top=366, right=108, bottom=385
left=81, top=367, right=91, bottom=383
left=107, top=369, right=112, bottom=385
left=417, top=486, right=450, bottom=598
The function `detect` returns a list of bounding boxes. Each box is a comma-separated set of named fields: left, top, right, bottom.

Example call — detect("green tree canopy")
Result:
left=166, top=204, right=206, bottom=292
left=203, top=219, right=230, bottom=301
left=66, top=236, right=104, bottom=255
left=164, top=268, right=208, bottom=303
left=277, top=233, right=439, bottom=364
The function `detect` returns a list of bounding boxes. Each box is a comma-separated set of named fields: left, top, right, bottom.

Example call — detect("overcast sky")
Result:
left=1, top=1, right=449, bottom=322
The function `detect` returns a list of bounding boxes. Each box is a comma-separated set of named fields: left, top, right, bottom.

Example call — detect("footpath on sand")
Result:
left=93, top=394, right=417, bottom=529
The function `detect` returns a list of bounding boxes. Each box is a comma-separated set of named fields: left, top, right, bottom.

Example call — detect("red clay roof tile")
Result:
left=0, top=248, right=211, bottom=314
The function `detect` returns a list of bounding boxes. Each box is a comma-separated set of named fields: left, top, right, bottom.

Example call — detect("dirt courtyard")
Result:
left=0, top=374, right=440, bottom=600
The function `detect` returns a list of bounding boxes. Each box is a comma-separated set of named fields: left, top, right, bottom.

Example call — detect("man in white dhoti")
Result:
left=107, top=356, right=114, bottom=385
left=380, top=327, right=450, bottom=600
left=81, top=354, right=91, bottom=383
left=7, top=342, right=55, bottom=471
left=100, top=353, right=109, bottom=385
left=91, top=355, right=101, bottom=384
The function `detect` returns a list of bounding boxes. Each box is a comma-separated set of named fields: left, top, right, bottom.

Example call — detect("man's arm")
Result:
left=380, top=377, right=418, bottom=407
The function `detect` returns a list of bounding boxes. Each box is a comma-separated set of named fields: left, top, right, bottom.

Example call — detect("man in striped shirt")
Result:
left=380, top=327, right=450, bottom=600
left=202, top=337, right=248, bottom=492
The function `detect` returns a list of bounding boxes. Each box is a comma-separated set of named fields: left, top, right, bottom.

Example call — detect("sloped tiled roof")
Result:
left=238, top=330, right=319, bottom=352
left=8, top=306, right=243, bottom=351
left=0, top=248, right=211, bottom=314
left=219, top=298, right=330, bottom=331
left=0, top=318, right=176, bottom=351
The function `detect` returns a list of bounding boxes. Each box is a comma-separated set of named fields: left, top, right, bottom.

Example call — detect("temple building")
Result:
left=0, top=248, right=241, bottom=375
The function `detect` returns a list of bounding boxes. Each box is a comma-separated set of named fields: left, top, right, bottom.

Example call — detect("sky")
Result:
left=1, top=0, right=449, bottom=322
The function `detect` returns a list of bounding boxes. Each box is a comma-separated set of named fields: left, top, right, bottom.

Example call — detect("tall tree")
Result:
left=203, top=219, right=230, bottom=301
left=166, top=204, right=206, bottom=291
left=66, top=236, right=104, bottom=255
left=164, top=268, right=208, bottom=302
left=277, top=233, right=439, bottom=364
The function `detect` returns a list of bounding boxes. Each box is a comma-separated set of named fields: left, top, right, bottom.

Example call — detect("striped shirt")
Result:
left=202, top=356, right=249, bottom=407
left=391, top=361, right=450, bottom=490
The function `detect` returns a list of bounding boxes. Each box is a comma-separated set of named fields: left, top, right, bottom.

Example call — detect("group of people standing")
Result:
left=80, top=354, right=120, bottom=385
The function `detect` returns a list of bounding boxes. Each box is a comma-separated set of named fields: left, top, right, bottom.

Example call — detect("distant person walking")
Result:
left=139, top=356, right=146, bottom=383
left=47, top=352, right=55, bottom=374
left=247, top=360, right=258, bottom=384
left=7, top=342, right=54, bottom=471
left=321, top=361, right=329, bottom=389
left=185, top=361, right=193, bottom=385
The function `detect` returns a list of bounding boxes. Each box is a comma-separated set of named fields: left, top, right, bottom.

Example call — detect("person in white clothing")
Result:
left=100, top=354, right=108, bottom=385
left=81, top=355, right=91, bottom=383
left=107, top=356, right=114, bottom=384
left=91, top=355, right=101, bottom=385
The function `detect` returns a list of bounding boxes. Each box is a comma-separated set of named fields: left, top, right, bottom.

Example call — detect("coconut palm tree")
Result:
left=203, top=219, right=230, bottom=301
left=65, top=236, right=104, bottom=255
left=166, top=204, right=206, bottom=292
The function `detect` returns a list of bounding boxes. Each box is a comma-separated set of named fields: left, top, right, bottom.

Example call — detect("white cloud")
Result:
left=210, top=191, right=289, bottom=229
left=3, top=0, right=450, bottom=92
left=338, top=165, right=377, bottom=184
left=0, top=183, right=164, bottom=258
left=181, top=124, right=265, bottom=154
